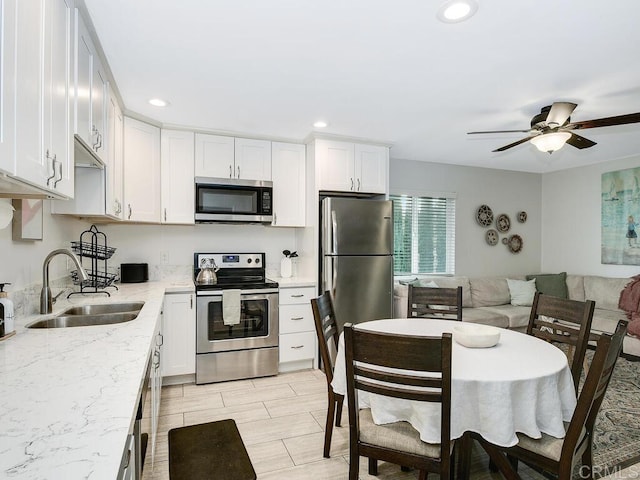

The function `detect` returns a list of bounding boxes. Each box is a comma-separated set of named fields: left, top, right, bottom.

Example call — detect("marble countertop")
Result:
left=269, top=276, right=316, bottom=288
left=0, top=280, right=194, bottom=480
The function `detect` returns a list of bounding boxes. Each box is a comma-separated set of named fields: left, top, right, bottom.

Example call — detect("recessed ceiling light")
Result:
left=149, top=98, right=169, bottom=107
left=313, top=121, right=328, bottom=128
left=436, top=0, right=478, bottom=23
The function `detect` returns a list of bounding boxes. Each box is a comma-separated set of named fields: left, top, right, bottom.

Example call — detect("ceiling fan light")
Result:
left=530, top=132, right=571, bottom=153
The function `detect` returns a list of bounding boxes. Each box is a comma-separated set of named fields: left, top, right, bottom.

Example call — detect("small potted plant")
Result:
left=280, top=249, right=298, bottom=278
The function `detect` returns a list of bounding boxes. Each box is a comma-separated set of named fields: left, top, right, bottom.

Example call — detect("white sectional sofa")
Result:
left=394, top=274, right=639, bottom=358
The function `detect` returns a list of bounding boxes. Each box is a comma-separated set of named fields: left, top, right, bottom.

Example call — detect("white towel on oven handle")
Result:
left=222, top=289, right=241, bottom=326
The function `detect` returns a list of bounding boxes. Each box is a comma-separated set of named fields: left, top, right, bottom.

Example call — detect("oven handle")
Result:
left=196, top=287, right=279, bottom=296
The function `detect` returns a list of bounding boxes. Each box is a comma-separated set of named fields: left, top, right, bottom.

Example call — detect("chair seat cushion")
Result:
left=359, top=408, right=442, bottom=459
left=515, top=423, right=585, bottom=462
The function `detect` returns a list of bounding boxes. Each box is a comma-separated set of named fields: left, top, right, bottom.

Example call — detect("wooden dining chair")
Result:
left=465, top=320, right=627, bottom=480
left=407, top=285, right=463, bottom=321
left=310, top=291, right=344, bottom=458
left=344, top=323, right=454, bottom=480
left=527, top=292, right=596, bottom=393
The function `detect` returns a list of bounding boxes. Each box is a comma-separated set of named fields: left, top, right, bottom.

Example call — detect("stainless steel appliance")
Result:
left=195, top=252, right=279, bottom=384
left=195, top=177, right=273, bottom=223
left=321, top=197, right=394, bottom=332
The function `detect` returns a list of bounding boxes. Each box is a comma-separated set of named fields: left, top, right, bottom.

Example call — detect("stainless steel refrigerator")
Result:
left=321, top=197, right=394, bottom=331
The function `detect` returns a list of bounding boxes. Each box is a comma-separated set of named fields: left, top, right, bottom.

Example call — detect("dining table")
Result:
left=331, top=318, right=578, bottom=448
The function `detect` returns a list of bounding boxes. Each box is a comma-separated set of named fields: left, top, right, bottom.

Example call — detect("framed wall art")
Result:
left=602, top=166, right=640, bottom=265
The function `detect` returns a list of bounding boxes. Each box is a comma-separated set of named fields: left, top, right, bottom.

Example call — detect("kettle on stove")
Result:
left=196, top=258, right=219, bottom=284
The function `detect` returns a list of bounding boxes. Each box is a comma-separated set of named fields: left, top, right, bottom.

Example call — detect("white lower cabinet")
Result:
left=150, top=319, right=163, bottom=466
left=279, top=286, right=317, bottom=372
left=161, top=293, right=196, bottom=377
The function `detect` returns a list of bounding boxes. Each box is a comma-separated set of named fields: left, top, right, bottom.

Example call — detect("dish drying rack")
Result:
left=68, top=224, right=118, bottom=297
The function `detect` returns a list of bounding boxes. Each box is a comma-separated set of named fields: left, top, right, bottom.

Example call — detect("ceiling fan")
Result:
left=467, top=102, right=640, bottom=154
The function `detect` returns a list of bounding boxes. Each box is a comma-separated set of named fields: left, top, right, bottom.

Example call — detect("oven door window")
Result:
left=197, top=187, right=258, bottom=214
left=207, top=298, right=269, bottom=340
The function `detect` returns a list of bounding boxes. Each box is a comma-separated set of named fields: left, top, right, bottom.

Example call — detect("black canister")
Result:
left=120, top=263, right=149, bottom=283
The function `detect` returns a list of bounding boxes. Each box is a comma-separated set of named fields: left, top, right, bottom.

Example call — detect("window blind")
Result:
left=391, top=194, right=456, bottom=275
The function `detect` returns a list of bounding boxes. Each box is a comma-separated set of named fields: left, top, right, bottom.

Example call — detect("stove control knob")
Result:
left=247, top=258, right=252, bottom=263
left=255, top=257, right=260, bottom=264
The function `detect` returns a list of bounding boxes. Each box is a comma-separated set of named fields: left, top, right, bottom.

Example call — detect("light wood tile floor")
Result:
left=141, top=369, right=637, bottom=479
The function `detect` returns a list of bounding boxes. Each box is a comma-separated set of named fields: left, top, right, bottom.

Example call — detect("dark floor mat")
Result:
left=168, top=419, right=256, bottom=480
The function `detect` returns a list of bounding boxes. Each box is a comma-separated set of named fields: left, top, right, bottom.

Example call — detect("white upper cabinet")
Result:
left=13, top=0, right=73, bottom=198
left=74, top=11, right=106, bottom=163
left=234, top=138, right=271, bottom=181
left=0, top=0, right=16, bottom=176
left=194, top=133, right=234, bottom=178
left=271, top=142, right=305, bottom=227
left=194, top=134, right=271, bottom=180
left=316, top=139, right=388, bottom=194
left=123, top=117, right=161, bottom=222
left=106, top=84, right=123, bottom=218
left=161, top=129, right=195, bottom=224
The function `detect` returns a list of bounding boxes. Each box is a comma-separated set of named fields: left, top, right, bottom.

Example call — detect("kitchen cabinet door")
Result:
left=354, top=143, right=388, bottom=194
left=234, top=138, right=271, bottom=180
left=271, top=142, right=305, bottom=227
left=316, top=139, right=355, bottom=192
left=161, top=130, right=194, bottom=224
left=161, top=293, right=196, bottom=377
left=42, top=0, right=73, bottom=198
left=194, top=133, right=234, bottom=178
left=106, top=86, right=123, bottom=218
left=279, top=286, right=317, bottom=372
left=91, top=60, right=107, bottom=157
left=0, top=0, right=16, bottom=175
left=75, top=14, right=92, bottom=148
left=150, top=320, right=163, bottom=466
left=123, top=117, right=161, bottom=222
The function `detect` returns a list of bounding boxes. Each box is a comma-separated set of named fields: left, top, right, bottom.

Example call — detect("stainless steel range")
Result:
left=194, top=252, right=279, bottom=384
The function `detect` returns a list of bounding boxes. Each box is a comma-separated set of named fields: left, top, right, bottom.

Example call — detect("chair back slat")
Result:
left=311, top=292, right=341, bottom=382
left=527, top=291, right=596, bottom=393
left=407, top=285, right=463, bottom=321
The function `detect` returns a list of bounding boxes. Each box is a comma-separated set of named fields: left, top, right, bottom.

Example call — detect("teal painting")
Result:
left=602, top=166, right=640, bottom=265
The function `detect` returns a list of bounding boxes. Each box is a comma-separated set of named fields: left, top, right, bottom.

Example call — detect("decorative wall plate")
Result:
left=496, top=214, right=511, bottom=233
left=517, top=211, right=527, bottom=223
left=508, top=234, right=523, bottom=254
left=476, top=205, right=493, bottom=227
left=485, top=229, right=499, bottom=246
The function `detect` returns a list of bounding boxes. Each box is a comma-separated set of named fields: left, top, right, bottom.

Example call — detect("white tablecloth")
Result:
left=331, top=318, right=577, bottom=447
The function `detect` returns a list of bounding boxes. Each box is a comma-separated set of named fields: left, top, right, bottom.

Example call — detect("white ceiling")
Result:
left=84, top=0, right=640, bottom=174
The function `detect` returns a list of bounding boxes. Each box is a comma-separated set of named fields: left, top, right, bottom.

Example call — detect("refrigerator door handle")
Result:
left=323, top=256, right=335, bottom=296
left=331, top=210, right=338, bottom=254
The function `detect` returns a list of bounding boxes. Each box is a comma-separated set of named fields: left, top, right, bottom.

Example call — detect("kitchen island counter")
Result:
left=0, top=281, right=192, bottom=479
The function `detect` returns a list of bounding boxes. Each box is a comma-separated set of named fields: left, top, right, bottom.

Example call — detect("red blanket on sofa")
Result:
left=619, top=274, right=640, bottom=337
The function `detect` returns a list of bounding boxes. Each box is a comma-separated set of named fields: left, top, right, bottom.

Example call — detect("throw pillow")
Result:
left=417, top=280, right=439, bottom=288
left=506, top=278, right=536, bottom=306
left=629, top=312, right=640, bottom=338
left=526, top=272, right=568, bottom=299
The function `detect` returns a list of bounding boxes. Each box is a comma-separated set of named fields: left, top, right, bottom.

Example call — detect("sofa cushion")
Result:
left=479, top=305, right=532, bottom=329
left=470, top=277, right=514, bottom=307
left=506, top=278, right=536, bottom=306
left=566, top=275, right=585, bottom=302
left=526, top=272, right=568, bottom=299
left=461, top=307, right=509, bottom=329
left=590, top=308, right=627, bottom=335
left=583, top=276, right=629, bottom=312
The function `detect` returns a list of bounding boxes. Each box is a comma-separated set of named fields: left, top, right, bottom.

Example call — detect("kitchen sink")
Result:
left=60, top=302, right=145, bottom=316
left=26, top=302, right=145, bottom=329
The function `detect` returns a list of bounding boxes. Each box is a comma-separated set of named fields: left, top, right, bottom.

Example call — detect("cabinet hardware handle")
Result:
left=157, top=333, right=164, bottom=346
left=53, top=156, right=62, bottom=188
left=128, top=204, right=132, bottom=220
left=350, top=178, right=354, bottom=190
left=357, top=178, right=361, bottom=191
left=229, top=165, right=232, bottom=178
left=92, top=125, right=99, bottom=150
left=190, top=295, right=193, bottom=309
left=291, top=294, right=304, bottom=298
left=291, top=345, right=304, bottom=349
left=291, top=317, right=304, bottom=320
left=46, top=150, right=56, bottom=187
left=273, top=213, right=277, bottom=225
left=95, top=132, right=103, bottom=151
left=164, top=208, right=167, bottom=222
left=237, top=165, right=240, bottom=178
left=122, top=448, right=131, bottom=469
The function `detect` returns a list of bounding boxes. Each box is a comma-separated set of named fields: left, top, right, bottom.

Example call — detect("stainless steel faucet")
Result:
left=40, top=249, right=89, bottom=314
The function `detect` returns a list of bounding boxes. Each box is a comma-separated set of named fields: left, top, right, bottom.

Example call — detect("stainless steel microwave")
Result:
left=195, top=177, right=273, bottom=223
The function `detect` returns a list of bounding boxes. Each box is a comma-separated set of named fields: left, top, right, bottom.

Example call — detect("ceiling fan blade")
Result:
left=565, top=112, right=640, bottom=130
left=467, top=129, right=531, bottom=135
left=492, top=136, right=536, bottom=152
left=545, top=102, right=578, bottom=127
left=565, top=133, right=597, bottom=149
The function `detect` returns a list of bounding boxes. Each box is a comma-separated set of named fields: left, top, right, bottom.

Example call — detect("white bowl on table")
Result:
left=453, top=323, right=501, bottom=348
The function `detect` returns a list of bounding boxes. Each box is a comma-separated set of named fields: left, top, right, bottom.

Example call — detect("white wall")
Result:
left=542, top=154, right=640, bottom=277
left=0, top=199, right=89, bottom=290
left=390, top=159, right=542, bottom=277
